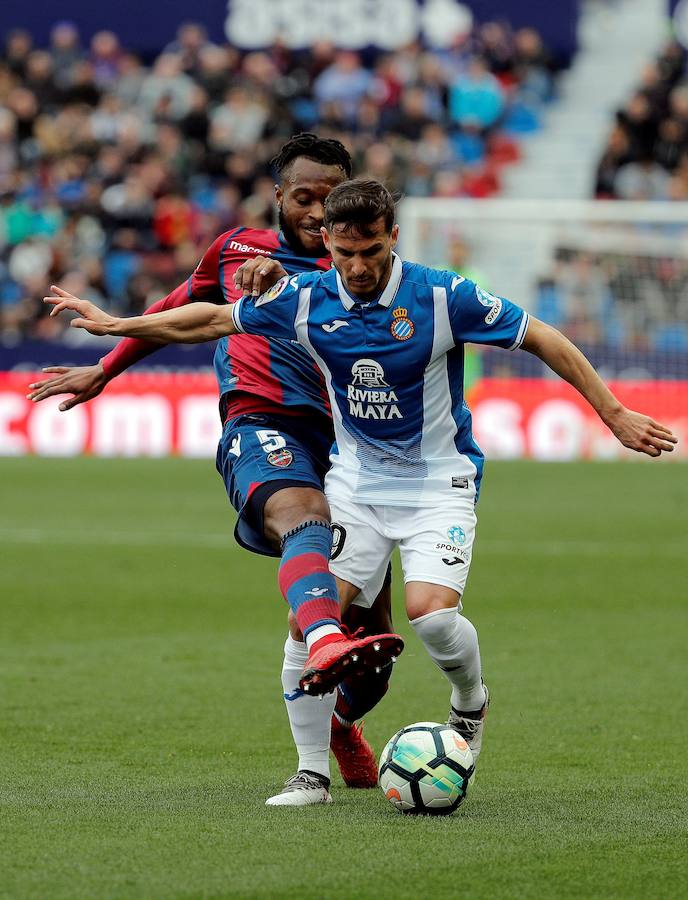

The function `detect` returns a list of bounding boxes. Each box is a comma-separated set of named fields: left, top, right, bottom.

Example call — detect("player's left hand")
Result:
left=43, top=285, right=120, bottom=335
left=27, top=362, right=108, bottom=410
left=606, top=407, right=678, bottom=457
left=233, top=256, right=288, bottom=297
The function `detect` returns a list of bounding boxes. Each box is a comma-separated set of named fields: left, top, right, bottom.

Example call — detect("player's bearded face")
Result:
left=276, top=159, right=346, bottom=256
left=324, top=219, right=399, bottom=301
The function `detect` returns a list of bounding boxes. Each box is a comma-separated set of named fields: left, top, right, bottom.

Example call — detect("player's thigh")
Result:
left=216, top=414, right=329, bottom=555
left=326, top=492, right=395, bottom=609
left=396, top=497, right=477, bottom=615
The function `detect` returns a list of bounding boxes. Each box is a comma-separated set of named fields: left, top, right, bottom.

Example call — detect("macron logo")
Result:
left=304, top=587, right=330, bottom=596
left=229, top=240, right=272, bottom=256
left=322, top=320, right=349, bottom=333
left=451, top=276, right=465, bottom=291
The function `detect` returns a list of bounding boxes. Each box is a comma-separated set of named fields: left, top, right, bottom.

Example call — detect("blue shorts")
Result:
left=216, top=411, right=334, bottom=557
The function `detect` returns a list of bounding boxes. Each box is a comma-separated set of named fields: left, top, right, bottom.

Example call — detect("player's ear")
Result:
left=390, top=223, right=399, bottom=250
left=275, top=184, right=283, bottom=208
left=321, top=227, right=331, bottom=251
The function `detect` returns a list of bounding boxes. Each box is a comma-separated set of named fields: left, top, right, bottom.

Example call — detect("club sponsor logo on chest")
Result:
left=347, top=359, right=402, bottom=420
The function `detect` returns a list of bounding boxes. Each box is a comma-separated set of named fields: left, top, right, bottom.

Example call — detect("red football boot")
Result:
left=299, top=632, right=404, bottom=696
left=330, top=718, right=379, bottom=788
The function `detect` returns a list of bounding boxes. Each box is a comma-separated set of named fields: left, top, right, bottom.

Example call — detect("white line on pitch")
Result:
left=0, top=528, right=684, bottom=558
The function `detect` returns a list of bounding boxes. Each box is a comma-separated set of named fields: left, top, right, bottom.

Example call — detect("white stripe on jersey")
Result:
left=232, top=297, right=245, bottom=333
left=419, top=287, right=477, bottom=503
left=508, top=311, right=530, bottom=351
left=294, top=288, right=363, bottom=493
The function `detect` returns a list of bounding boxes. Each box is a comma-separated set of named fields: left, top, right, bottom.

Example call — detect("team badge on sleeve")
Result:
left=475, top=286, right=503, bottom=325
left=390, top=306, right=415, bottom=341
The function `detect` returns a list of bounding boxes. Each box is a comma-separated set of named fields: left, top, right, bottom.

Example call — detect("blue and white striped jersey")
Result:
left=233, top=253, right=529, bottom=506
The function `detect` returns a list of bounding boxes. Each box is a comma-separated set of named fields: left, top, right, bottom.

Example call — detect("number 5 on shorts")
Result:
left=256, top=430, right=286, bottom=453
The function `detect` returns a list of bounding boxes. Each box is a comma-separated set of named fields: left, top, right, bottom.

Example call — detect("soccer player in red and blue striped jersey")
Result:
left=29, top=134, right=403, bottom=806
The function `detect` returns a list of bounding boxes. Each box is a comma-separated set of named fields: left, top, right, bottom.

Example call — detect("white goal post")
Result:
left=398, top=198, right=688, bottom=315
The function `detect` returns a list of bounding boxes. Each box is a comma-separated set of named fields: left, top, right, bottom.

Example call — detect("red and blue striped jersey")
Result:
left=101, top=227, right=331, bottom=419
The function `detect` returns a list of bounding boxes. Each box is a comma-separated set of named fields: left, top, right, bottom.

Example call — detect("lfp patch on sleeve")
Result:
left=255, top=275, right=291, bottom=307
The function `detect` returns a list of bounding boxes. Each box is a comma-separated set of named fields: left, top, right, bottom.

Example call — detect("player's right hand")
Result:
left=27, top=363, right=109, bottom=411
left=233, top=256, right=288, bottom=296
left=44, top=285, right=120, bottom=336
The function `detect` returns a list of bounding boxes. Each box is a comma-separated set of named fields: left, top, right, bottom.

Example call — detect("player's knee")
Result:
left=264, top=487, right=331, bottom=545
left=287, top=611, right=303, bottom=641
left=406, top=585, right=461, bottom=622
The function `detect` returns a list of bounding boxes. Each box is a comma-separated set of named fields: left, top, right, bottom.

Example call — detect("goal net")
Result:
left=398, top=199, right=688, bottom=461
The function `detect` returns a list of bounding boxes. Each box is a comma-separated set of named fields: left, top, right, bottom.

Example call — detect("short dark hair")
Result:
left=271, top=133, right=353, bottom=181
left=323, top=179, right=396, bottom=236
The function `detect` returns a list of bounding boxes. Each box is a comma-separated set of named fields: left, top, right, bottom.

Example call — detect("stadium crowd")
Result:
left=534, top=246, right=688, bottom=353
left=595, top=38, right=688, bottom=200
left=0, top=20, right=559, bottom=345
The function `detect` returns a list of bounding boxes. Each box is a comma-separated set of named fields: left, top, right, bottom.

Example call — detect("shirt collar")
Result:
left=335, top=252, right=403, bottom=311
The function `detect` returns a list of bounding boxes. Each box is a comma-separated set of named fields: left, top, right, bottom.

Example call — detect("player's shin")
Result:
left=281, top=635, right=335, bottom=780
left=410, top=607, right=486, bottom=711
left=278, top=521, right=343, bottom=649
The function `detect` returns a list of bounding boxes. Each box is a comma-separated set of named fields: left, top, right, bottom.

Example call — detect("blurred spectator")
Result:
left=138, top=53, right=195, bottom=120
left=90, top=31, right=123, bottom=88
left=313, top=51, right=374, bottom=125
left=613, top=153, right=671, bottom=200
left=449, top=56, right=505, bottom=131
left=165, top=22, right=216, bottom=75
left=50, top=22, right=82, bottom=88
left=208, top=86, right=269, bottom=152
left=594, top=125, right=632, bottom=197
left=4, top=30, right=33, bottom=78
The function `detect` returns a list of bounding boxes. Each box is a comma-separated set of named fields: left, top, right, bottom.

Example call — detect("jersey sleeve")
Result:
left=231, top=273, right=303, bottom=342
left=101, top=234, right=230, bottom=378
left=445, top=273, right=529, bottom=350
left=187, top=233, right=227, bottom=302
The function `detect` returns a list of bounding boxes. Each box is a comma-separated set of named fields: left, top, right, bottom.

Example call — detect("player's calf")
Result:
left=278, top=520, right=343, bottom=644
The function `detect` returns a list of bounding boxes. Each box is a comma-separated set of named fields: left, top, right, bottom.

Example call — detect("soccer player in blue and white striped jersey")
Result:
left=46, top=179, right=677, bottom=781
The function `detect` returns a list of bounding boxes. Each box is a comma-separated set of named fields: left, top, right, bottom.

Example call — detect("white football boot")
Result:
left=265, top=771, right=333, bottom=807
left=448, top=683, right=489, bottom=766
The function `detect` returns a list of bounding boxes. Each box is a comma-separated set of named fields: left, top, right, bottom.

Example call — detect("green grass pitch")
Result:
left=1, top=457, right=687, bottom=900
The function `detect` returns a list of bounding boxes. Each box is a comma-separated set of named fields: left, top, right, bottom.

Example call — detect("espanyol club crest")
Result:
left=390, top=306, right=415, bottom=341
left=267, top=448, right=293, bottom=468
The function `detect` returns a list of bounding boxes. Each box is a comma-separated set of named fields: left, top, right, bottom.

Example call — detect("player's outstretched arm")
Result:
left=44, top=286, right=236, bottom=343
left=520, top=317, right=678, bottom=457
left=27, top=280, right=207, bottom=408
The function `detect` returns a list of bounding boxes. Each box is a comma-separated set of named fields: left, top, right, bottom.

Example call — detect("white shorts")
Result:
left=327, top=491, right=477, bottom=608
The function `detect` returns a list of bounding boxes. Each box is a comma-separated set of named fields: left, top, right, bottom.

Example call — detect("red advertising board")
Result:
left=1, top=372, right=686, bottom=460
left=467, top=378, right=688, bottom=460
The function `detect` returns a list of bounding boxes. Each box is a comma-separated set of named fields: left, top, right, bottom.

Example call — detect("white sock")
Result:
left=410, top=608, right=486, bottom=712
left=305, top=623, right=341, bottom=650
left=281, top=635, right=336, bottom=780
